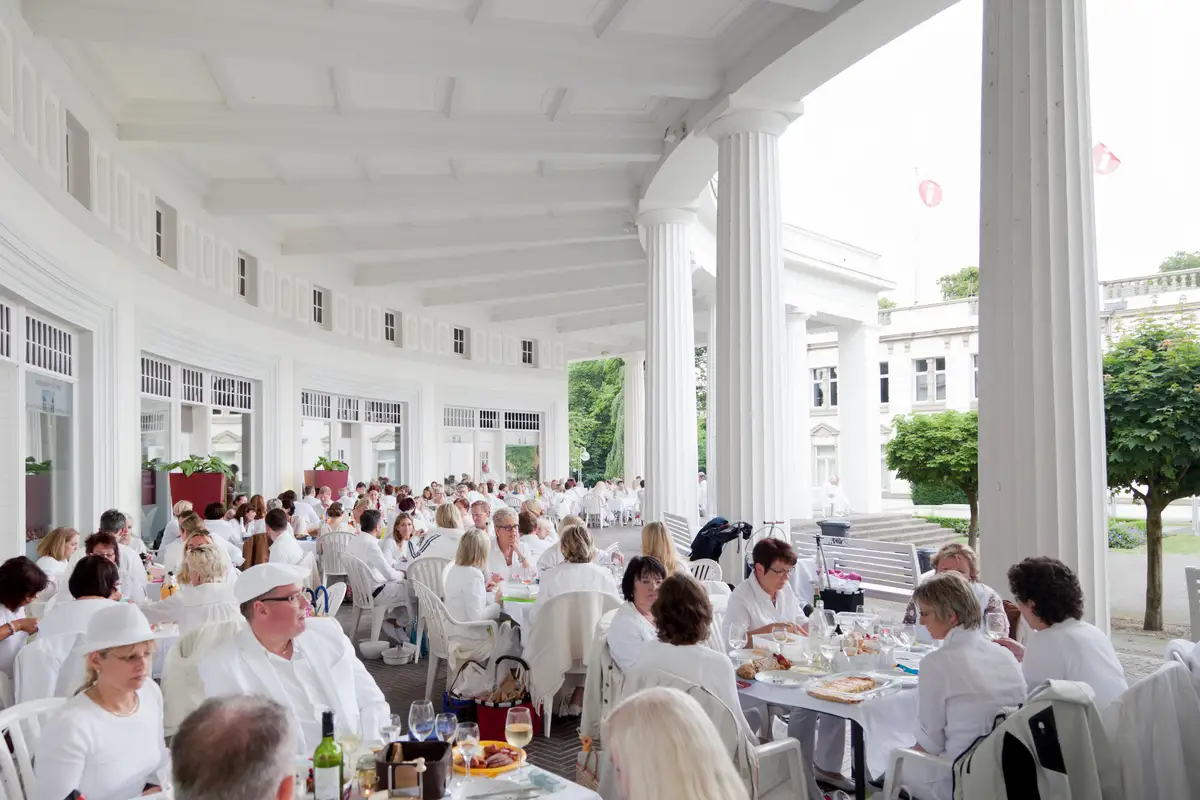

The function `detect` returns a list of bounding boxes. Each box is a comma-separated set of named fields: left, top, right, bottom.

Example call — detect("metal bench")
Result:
left=662, top=512, right=693, bottom=558
left=791, top=533, right=920, bottom=603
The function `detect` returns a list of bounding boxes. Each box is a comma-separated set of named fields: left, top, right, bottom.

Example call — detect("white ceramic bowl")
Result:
left=382, top=644, right=416, bottom=666
left=359, top=640, right=390, bottom=660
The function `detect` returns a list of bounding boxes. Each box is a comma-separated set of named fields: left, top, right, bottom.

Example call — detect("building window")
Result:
left=813, top=444, right=838, bottom=487
left=63, top=129, right=70, bottom=193
left=914, top=357, right=947, bottom=403
left=236, top=253, right=258, bottom=305
left=154, top=199, right=178, bottom=267
left=452, top=326, right=468, bottom=357
left=972, top=354, right=979, bottom=399
left=64, top=111, right=90, bottom=209
left=812, top=367, right=838, bottom=408
left=154, top=208, right=164, bottom=259
left=237, top=256, right=248, bottom=297
left=384, top=311, right=398, bottom=344
left=312, top=289, right=325, bottom=326
left=521, top=339, right=535, bottom=366
left=880, top=362, right=890, bottom=404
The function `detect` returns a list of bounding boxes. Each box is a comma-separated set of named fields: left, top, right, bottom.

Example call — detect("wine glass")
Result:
left=337, top=726, right=363, bottom=762
left=408, top=700, right=435, bottom=742
left=379, top=713, right=403, bottom=745
left=456, top=722, right=481, bottom=779
left=504, top=707, right=533, bottom=769
left=771, top=622, right=789, bottom=652
left=435, top=712, right=458, bottom=743
left=986, top=612, right=1008, bottom=640
left=728, top=626, right=747, bottom=656
left=818, top=637, right=836, bottom=669
left=896, top=625, right=917, bottom=649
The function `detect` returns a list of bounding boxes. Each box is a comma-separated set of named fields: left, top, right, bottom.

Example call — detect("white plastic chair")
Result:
left=318, top=532, right=355, bottom=588
left=324, top=582, right=347, bottom=619
left=407, top=556, right=451, bottom=665
left=0, top=673, right=11, bottom=710
left=343, top=553, right=388, bottom=644
left=0, top=697, right=66, bottom=799
left=882, top=747, right=955, bottom=800
left=411, top=581, right=497, bottom=702
left=689, top=558, right=723, bottom=583
left=583, top=494, right=606, bottom=529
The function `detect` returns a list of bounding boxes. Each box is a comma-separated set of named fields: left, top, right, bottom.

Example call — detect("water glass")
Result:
left=771, top=622, right=789, bottom=649
left=728, top=627, right=747, bottom=655
left=379, top=713, right=403, bottom=745
left=435, top=713, right=458, bottom=743
left=896, top=625, right=917, bottom=649
left=408, top=700, right=435, bottom=742
left=456, top=722, right=481, bottom=779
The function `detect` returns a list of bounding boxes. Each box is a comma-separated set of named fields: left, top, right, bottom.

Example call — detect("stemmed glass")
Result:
left=379, top=713, right=403, bottom=745
left=771, top=623, right=789, bottom=654
left=896, top=625, right=917, bottom=649
left=728, top=626, right=747, bottom=657
left=408, top=700, right=435, bottom=742
left=435, top=713, right=458, bottom=744
left=456, top=722, right=481, bottom=779
left=504, top=707, right=533, bottom=770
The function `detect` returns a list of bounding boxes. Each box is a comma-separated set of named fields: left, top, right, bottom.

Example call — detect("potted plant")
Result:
left=304, top=456, right=351, bottom=492
left=164, top=455, right=234, bottom=511
left=141, top=457, right=163, bottom=506
left=25, top=457, right=53, bottom=542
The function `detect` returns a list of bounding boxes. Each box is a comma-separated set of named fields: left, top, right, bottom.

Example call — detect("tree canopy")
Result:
left=1104, top=316, right=1200, bottom=630
left=885, top=411, right=980, bottom=549
left=1157, top=250, right=1200, bottom=273
left=567, top=358, right=624, bottom=484
left=878, top=296, right=897, bottom=310
left=936, top=266, right=979, bottom=300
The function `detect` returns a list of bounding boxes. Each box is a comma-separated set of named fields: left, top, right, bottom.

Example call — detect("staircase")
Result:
left=792, top=512, right=964, bottom=550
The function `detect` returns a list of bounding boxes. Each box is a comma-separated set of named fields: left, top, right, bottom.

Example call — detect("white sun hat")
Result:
left=234, top=563, right=310, bottom=605
left=73, top=603, right=169, bottom=655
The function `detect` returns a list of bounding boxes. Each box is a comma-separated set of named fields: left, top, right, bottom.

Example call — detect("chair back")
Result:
left=505, top=494, right=523, bottom=510
left=319, top=532, right=355, bottom=576
left=583, top=494, right=603, bottom=515
left=662, top=512, right=693, bottom=558
left=341, top=554, right=377, bottom=611
left=162, top=618, right=245, bottom=735
left=411, top=581, right=453, bottom=662
left=13, top=632, right=80, bottom=704
left=527, top=591, right=621, bottom=703
left=325, top=582, right=348, bottom=618
left=0, top=698, right=67, bottom=800
left=408, top=556, right=451, bottom=597
left=689, top=558, right=723, bottom=583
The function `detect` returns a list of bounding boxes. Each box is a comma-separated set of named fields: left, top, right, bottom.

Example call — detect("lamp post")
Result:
left=579, top=449, right=590, bottom=485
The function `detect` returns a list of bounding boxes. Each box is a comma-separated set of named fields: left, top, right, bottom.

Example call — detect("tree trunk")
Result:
left=966, top=490, right=979, bottom=552
left=1143, top=500, right=1165, bottom=631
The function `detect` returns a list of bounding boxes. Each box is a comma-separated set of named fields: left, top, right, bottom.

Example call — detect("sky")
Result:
left=778, top=0, right=1200, bottom=304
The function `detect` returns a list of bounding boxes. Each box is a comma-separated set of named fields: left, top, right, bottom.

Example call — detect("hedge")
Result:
left=919, top=515, right=974, bottom=538
left=1107, top=519, right=1146, bottom=550
left=911, top=483, right=969, bottom=506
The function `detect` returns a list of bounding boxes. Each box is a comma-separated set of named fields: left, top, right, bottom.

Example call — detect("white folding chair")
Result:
left=406, top=556, right=451, bottom=666
left=882, top=747, right=955, bottom=800
left=689, top=558, right=723, bottom=583
left=324, top=582, right=348, bottom=618
left=0, top=698, right=66, bottom=799
left=411, top=581, right=497, bottom=702
left=583, top=494, right=606, bottom=529
left=318, top=532, right=355, bottom=588
left=342, top=553, right=388, bottom=644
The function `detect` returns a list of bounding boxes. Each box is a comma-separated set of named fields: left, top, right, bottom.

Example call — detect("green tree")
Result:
left=936, top=266, right=979, bottom=300
left=696, top=346, right=708, bottom=473
left=878, top=296, right=897, bottom=310
left=886, top=411, right=980, bottom=549
left=1157, top=250, right=1200, bottom=273
left=605, top=387, right=625, bottom=478
left=567, top=358, right=624, bottom=483
left=1103, top=316, right=1200, bottom=631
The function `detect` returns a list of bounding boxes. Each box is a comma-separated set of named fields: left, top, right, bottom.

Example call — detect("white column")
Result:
left=641, top=209, right=699, bottom=527
left=623, top=353, right=646, bottom=483
left=837, top=323, right=882, bottom=513
left=705, top=303, right=718, bottom=517
left=978, top=0, right=1108, bottom=628
left=787, top=312, right=812, bottom=519
left=710, top=109, right=792, bottom=527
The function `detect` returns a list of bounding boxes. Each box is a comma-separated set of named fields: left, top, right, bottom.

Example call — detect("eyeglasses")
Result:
left=497, top=524, right=518, bottom=532
left=635, top=577, right=664, bottom=587
left=258, top=592, right=308, bottom=606
left=767, top=566, right=796, bottom=578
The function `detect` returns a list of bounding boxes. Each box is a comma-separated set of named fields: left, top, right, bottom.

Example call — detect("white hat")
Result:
left=73, top=603, right=167, bottom=655
left=234, top=563, right=310, bottom=605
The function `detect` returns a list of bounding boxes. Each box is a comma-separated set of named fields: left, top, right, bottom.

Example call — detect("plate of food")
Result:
left=735, top=653, right=792, bottom=681
left=755, top=670, right=809, bottom=687
left=787, top=663, right=829, bottom=678
left=730, top=648, right=769, bottom=661
left=806, top=673, right=898, bottom=704
left=453, top=741, right=524, bottom=776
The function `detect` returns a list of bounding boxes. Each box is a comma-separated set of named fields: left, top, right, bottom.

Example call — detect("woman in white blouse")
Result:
left=32, top=604, right=170, bottom=800
left=539, top=524, right=619, bottom=602
left=38, top=556, right=122, bottom=640
left=382, top=513, right=422, bottom=571
left=443, top=529, right=503, bottom=654
left=641, top=522, right=688, bottom=576
left=906, top=572, right=1027, bottom=800
left=630, top=575, right=758, bottom=741
left=487, top=508, right=533, bottom=583
left=417, top=503, right=467, bottom=561
left=139, top=545, right=240, bottom=635
left=996, top=557, right=1127, bottom=711
left=606, top=556, right=667, bottom=671
left=902, top=542, right=1007, bottom=637
left=158, top=499, right=193, bottom=550
left=0, top=556, right=49, bottom=677
left=35, top=526, right=79, bottom=597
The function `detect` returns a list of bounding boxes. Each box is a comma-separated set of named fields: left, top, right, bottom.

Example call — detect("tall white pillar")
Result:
left=837, top=323, right=882, bottom=513
left=706, top=303, right=718, bottom=517
left=710, top=109, right=793, bottom=527
left=641, top=209, right=699, bottom=527
left=978, top=0, right=1108, bottom=628
left=787, top=312, right=812, bottom=519
left=623, top=353, right=646, bottom=483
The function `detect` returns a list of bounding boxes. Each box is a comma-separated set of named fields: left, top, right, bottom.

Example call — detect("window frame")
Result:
left=880, top=361, right=890, bottom=404
left=384, top=311, right=396, bottom=344
left=312, top=288, right=325, bottom=326
left=520, top=339, right=535, bottom=366
left=452, top=326, right=467, bottom=357
left=914, top=357, right=947, bottom=403
left=811, top=366, right=838, bottom=409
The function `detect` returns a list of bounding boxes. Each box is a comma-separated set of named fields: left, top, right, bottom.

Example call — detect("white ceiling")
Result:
left=25, top=0, right=844, bottom=355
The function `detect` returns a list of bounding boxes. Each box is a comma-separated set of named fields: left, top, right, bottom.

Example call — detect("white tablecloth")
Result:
left=298, top=539, right=317, bottom=553
left=739, top=678, right=918, bottom=778
left=501, top=597, right=537, bottom=630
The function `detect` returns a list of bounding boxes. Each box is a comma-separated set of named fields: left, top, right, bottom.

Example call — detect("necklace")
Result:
left=87, top=689, right=140, bottom=717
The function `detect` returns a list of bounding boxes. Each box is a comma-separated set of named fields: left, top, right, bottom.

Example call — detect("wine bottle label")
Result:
left=313, top=766, right=341, bottom=800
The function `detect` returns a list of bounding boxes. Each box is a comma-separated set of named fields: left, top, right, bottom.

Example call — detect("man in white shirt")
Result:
left=281, top=490, right=321, bottom=538
left=347, top=510, right=408, bottom=625
left=171, top=696, right=298, bottom=800
left=469, top=501, right=493, bottom=537
left=723, top=538, right=847, bottom=784
left=199, top=563, right=389, bottom=755
left=313, top=485, right=333, bottom=514
left=301, top=485, right=322, bottom=513
left=203, top=502, right=243, bottom=546
left=265, top=509, right=306, bottom=566
left=697, top=472, right=708, bottom=517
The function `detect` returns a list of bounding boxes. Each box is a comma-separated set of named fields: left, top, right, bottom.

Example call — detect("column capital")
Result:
left=786, top=309, right=813, bottom=323
left=703, top=96, right=803, bottom=141
left=636, top=208, right=696, bottom=228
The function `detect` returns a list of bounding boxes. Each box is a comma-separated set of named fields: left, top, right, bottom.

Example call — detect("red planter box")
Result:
left=141, top=469, right=157, bottom=506
left=25, top=474, right=52, bottom=540
left=304, top=469, right=350, bottom=492
left=168, top=472, right=228, bottom=511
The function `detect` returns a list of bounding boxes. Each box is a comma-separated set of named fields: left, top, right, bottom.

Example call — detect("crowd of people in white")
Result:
left=0, top=472, right=1197, bottom=800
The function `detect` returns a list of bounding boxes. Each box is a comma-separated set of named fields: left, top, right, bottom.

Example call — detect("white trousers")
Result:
left=789, top=711, right=848, bottom=775
left=373, top=580, right=409, bottom=614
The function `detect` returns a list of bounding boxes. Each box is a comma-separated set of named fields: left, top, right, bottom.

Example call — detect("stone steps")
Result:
left=793, top=514, right=965, bottom=549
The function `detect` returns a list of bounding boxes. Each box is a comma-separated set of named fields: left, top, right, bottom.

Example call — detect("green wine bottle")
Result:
left=313, top=709, right=343, bottom=800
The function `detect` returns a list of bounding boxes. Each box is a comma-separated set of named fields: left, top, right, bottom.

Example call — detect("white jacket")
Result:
left=139, top=582, right=241, bottom=636
left=444, top=565, right=501, bottom=646
left=199, top=617, right=388, bottom=753
left=268, top=529, right=306, bottom=565
left=348, top=532, right=402, bottom=586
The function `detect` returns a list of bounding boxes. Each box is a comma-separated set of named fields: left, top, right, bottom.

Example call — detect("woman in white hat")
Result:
left=32, top=603, right=169, bottom=800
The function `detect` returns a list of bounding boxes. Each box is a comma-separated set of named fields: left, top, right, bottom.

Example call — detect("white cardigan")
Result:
left=139, top=582, right=241, bottom=635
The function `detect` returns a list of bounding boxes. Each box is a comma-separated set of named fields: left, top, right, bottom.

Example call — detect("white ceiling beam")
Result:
left=206, top=172, right=635, bottom=214
left=422, top=264, right=645, bottom=306
left=25, top=0, right=719, bottom=99
left=284, top=211, right=634, bottom=256
left=352, top=240, right=644, bottom=287
left=556, top=305, right=647, bottom=333
left=594, top=0, right=637, bottom=38
left=764, top=0, right=841, bottom=10
left=491, top=286, right=644, bottom=323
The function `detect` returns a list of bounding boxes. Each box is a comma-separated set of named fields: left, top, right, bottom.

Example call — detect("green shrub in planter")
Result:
left=911, top=483, right=969, bottom=506
left=1107, top=520, right=1146, bottom=550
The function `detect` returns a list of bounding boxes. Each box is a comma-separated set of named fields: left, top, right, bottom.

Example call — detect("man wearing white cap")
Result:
left=198, top=563, right=389, bottom=754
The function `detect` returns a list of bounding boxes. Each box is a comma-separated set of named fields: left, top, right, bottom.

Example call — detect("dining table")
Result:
left=499, top=583, right=539, bottom=630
